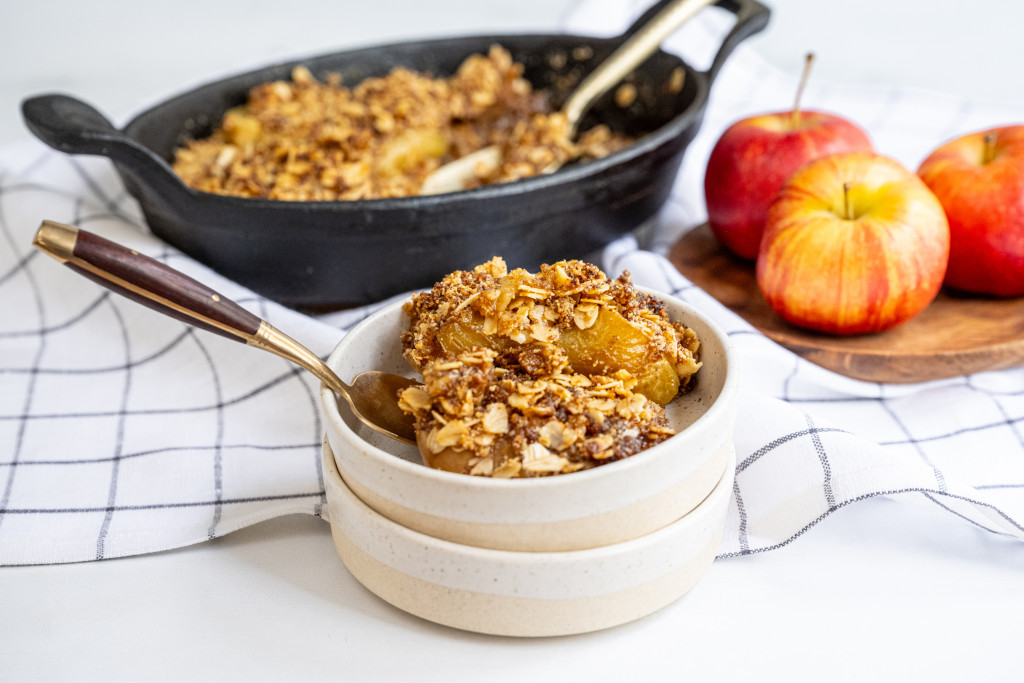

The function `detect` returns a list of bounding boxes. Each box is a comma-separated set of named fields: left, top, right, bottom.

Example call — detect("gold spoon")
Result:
left=32, top=220, right=418, bottom=445
left=419, top=0, right=714, bottom=195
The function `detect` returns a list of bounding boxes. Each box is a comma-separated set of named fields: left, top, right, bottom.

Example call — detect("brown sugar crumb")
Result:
left=615, top=83, right=638, bottom=108
left=398, top=347, right=675, bottom=478
left=171, top=46, right=633, bottom=201
left=398, top=257, right=703, bottom=478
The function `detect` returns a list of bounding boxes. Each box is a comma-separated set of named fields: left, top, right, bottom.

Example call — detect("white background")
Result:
left=2, top=0, right=1023, bottom=146
left=2, top=1, right=1023, bottom=681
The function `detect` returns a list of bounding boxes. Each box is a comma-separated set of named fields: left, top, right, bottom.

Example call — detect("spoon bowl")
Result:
left=31, top=220, right=417, bottom=444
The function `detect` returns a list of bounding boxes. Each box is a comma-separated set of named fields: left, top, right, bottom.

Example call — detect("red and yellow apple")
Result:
left=917, top=125, right=1024, bottom=297
left=704, top=110, right=873, bottom=260
left=756, top=152, right=949, bottom=335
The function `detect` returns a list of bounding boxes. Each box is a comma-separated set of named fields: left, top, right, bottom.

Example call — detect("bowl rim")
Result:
left=324, top=434, right=735, bottom=563
left=320, top=285, right=737, bottom=490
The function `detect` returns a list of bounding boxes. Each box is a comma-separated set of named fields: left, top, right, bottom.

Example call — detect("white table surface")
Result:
left=2, top=1, right=1023, bottom=681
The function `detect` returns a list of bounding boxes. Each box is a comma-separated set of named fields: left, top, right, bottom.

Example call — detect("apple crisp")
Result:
left=398, top=257, right=702, bottom=477
left=398, top=346, right=675, bottom=477
left=171, top=46, right=632, bottom=200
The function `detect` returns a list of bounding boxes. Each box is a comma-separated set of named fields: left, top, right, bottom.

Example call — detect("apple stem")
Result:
left=983, top=131, right=998, bottom=164
left=791, top=52, right=815, bottom=126
left=843, top=182, right=854, bottom=220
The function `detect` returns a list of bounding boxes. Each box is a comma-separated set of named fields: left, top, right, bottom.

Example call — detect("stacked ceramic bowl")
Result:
left=320, top=290, right=738, bottom=637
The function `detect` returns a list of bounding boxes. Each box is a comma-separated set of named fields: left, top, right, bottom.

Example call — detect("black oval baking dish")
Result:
left=22, top=0, right=769, bottom=310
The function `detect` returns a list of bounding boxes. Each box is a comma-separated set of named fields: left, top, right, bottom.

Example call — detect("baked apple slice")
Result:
left=402, top=257, right=701, bottom=407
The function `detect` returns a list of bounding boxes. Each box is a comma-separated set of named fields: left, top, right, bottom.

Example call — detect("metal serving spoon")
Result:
left=419, top=0, right=714, bottom=195
left=32, top=220, right=417, bottom=444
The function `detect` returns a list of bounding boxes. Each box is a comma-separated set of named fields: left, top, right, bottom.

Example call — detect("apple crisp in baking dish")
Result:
left=171, top=46, right=632, bottom=200
left=398, top=257, right=702, bottom=477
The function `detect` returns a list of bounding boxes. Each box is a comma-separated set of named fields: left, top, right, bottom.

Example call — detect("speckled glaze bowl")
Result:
left=323, top=438, right=734, bottom=637
left=320, top=288, right=737, bottom=552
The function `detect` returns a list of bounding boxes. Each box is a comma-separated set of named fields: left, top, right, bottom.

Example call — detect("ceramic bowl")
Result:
left=323, top=439, right=734, bottom=637
left=320, top=288, right=737, bottom=552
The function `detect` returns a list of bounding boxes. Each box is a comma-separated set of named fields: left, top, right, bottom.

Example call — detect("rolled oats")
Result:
left=400, top=344, right=677, bottom=478
left=172, top=46, right=632, bottom=200
left=398, top=257, right=705, bottom=478
left=573, top=303, right=600, bottom=330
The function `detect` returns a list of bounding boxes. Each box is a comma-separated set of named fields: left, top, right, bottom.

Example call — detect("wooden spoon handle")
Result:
left=32, top=219, right=352, bottom=397
left=32, top=220, right=261, bottom=342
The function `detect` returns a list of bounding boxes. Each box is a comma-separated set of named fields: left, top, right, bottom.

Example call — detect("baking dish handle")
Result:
left=21, top=94, right=179, bottom=182
left=621, top=0, right=769, bottom=84
left=704, top=0, right=770, bottom=82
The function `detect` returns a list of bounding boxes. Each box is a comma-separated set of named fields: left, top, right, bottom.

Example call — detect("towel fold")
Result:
left=1, top=2, right=1021, bottom=565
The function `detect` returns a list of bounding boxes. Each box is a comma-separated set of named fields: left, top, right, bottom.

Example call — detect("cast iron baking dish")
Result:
left=22, top=0, right=769, bottom=310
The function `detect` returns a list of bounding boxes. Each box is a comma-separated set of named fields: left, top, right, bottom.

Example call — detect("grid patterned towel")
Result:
left=2, top=2, right=1022, bottom=565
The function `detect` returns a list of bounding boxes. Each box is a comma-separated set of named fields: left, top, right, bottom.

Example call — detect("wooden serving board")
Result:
left=668, top=224, right=1024, bottom=383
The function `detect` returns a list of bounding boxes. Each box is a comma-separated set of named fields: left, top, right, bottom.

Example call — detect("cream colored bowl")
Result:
left=324, top=439, right=734, bottom=637
left=321, top=289, right=737, bottom=552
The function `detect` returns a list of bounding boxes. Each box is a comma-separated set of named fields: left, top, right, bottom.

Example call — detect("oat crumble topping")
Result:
left=398, top=257, right=702, bottom=477
left=399, top=346, right=675, bottom=477
left=171, top=46, right=633, bottom=200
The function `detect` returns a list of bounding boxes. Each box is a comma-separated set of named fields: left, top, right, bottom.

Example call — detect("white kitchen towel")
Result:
left=1, top=1, right=1022, bottom=565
